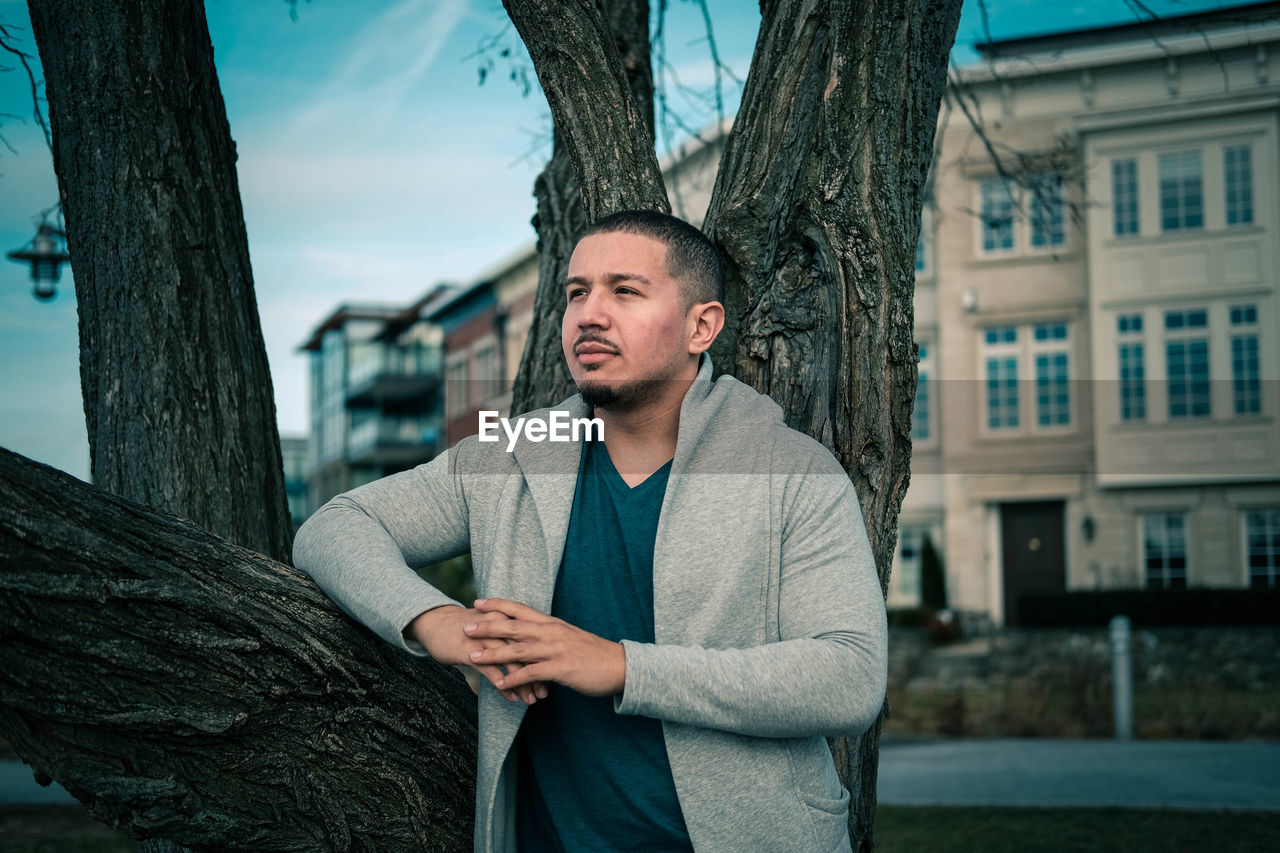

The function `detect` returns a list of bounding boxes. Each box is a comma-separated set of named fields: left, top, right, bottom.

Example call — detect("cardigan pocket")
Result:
left=786, top=736, right=853, bottom=850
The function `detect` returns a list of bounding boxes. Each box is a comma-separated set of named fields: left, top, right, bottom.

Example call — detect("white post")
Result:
left=1109, top=615, right=1134, bottom=740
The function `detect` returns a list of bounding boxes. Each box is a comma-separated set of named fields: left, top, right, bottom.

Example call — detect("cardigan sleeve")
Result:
left=612, top=454, right=888, bottom=739
left=292, top=446, right=471, bottom=657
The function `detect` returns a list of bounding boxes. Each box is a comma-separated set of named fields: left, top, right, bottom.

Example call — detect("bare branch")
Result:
left=501, top=0, right=668, bottom=220
left=0, top=18, right=52, bottom=153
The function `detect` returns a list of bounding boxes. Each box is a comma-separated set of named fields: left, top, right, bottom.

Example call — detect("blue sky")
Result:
left=0, top=0, right=1241, bottom=481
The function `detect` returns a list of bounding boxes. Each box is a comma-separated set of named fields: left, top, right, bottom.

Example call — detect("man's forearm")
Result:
left=614, top=630, right=887, bottom=738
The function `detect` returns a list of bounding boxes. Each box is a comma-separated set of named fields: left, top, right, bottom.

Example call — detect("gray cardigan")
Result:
left=293, top=356, right=888, bottom=852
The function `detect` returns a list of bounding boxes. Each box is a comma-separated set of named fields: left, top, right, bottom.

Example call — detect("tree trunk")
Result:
left=701, top=2, right=963, bottom=848
left=505, top=0, right=962, bottom=848
left=0, top=448, right=477, bottom=851
left=509, top=0, right=660, bottom=413
left=27, top=0, right=292, bottom=563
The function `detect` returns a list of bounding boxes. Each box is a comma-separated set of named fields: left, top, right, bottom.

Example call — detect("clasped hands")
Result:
left=408, top=598, right=625, bottom=705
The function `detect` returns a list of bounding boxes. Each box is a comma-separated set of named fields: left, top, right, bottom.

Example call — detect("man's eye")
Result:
left=567, top=288, right=586, bottom=300
left=616, top=287, right=637, bottom=296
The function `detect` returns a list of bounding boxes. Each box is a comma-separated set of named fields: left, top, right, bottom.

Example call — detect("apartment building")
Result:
left=298, top=290, right=449, bottom=510
left=890, top=4, right=1280, bottom=624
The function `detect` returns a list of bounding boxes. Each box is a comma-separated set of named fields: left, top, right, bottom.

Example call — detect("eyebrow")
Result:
left=566, top=272, right=654, bottom=288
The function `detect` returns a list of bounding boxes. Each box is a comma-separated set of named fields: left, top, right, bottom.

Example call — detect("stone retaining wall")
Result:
left=890, top=626, right=1280, bottom=691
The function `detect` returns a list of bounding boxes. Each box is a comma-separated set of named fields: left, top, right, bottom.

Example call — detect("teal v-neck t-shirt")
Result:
left=515, top=439, right=692, bottom=852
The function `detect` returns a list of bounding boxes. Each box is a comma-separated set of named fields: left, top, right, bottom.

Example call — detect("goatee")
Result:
left=578, top=377, right=664, bottom=413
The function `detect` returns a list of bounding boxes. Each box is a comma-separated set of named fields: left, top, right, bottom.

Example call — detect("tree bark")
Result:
left=27, top=0, right=292, bottom=563
left=507, top=0, right=961, bottom=848
left=510, top=0, right=660, bottom=413
left=0, top=448, right=477, bottom=851
left=701, top=2, right=962, bottom=848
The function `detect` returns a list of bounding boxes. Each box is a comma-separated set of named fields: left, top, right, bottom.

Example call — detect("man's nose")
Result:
left=576, top=289, right=611, bottom=328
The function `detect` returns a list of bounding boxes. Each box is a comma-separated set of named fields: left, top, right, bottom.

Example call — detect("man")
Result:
left=293, top=210, right=887, bottom=852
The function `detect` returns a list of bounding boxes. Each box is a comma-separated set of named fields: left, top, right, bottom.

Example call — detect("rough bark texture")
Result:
left=509, top=0, right=961, bottom=848
left=502, top=0, right=668, bottom=223
left=701, top=2, right=963, bottom=848
left=27, top=0, right=292, bottom=564
left=510, top=0, right=659, bottom=414
left=0, top=448, right=477, bottom=851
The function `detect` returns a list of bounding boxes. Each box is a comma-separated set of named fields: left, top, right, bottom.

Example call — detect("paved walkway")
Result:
left=3, top=739, right=1278, bottom=810
left=878, top=738, right=1280, bottom=811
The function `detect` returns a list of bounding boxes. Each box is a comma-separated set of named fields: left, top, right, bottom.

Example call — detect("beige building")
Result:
left=890, top=5, right=1280, bottom=624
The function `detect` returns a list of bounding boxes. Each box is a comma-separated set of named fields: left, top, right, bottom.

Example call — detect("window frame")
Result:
left=1223, top=142, right=1254, bottom=227
left=980, top=325, right=1021, bottom=433
left=1116, top=311, right=1147, bottom=423
left=975, top=171, right=1071, bottom=257
left=1163, top=307, right=1212, bottom=421
left=1111, top=156, right=1140, bottom=238
left=913, top=338, right=936, bottom=445
left=1158, top=149, right=1205, bottom=233
left=1142, top=512, right=1190, bottom=589
left=978, top=178, right=1016, bottom=256
left=1030, top=322, right=1073, bottom=431
left=1243, top=507, right=1280, bottom=589
left=445, top=353, right=470, bottom=419
left=1229, top=304, right=1261, bottom=417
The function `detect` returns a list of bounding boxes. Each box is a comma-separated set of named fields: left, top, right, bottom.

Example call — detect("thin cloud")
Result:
left=285, top=0, right=469, bottom=139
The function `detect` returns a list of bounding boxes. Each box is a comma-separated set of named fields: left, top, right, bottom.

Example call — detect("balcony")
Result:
left=346, top=343, right=442, bottom=409
left=347, top=415, right=442, bottom=468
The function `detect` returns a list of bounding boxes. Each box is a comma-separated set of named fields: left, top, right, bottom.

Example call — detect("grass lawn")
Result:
left=877, top=805, right=1280, bottom=852
left=3, top=802, right=1278, bottom=851
left=0, top=805, right=137, bottom=853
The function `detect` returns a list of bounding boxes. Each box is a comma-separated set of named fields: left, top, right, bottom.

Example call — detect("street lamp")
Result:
left=7, top=222, right=71, bottom=302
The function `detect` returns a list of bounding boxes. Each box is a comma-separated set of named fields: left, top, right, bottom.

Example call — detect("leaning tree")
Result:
left=0, top=0, right=962, bottom=850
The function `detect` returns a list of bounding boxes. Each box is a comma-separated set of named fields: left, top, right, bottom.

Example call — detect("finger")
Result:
left=472, top=663, right=519, bottom=701
left=470, top=641, right=537, bottom=703
left=469, top=641, right=538, bottom=666
left=496, top=659, right=539, bottom=704
left=464, top=619, right=535, bottom=641
left=497, top=662, right=552, bottom=691
left=473, top=598, right=552, bottom=622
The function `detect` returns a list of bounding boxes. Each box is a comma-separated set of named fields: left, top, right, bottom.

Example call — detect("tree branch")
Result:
left=501, top=0, right=668, bottom=220
left=0, top=448, right=477, bottom=851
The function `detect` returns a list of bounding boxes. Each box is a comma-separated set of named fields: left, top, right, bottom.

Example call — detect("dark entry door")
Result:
left=1001, top=501, right=1065, bottom=627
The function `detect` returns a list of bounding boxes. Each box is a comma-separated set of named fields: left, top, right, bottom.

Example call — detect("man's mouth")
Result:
left=574, top=340, right=618, bottom=364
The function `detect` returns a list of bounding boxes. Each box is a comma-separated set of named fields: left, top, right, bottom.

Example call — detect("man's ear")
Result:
left=687, top=301, right=725, bottom=355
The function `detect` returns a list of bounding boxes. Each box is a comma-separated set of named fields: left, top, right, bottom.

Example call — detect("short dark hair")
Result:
left=579, top=209, right=724, bottom=308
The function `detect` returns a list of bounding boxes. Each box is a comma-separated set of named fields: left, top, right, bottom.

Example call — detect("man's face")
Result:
left=562, top=231, right=694, bottom=411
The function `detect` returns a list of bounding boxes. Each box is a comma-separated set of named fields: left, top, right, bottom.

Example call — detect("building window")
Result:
left=913, top=341, right=932, bottom=441
left=1032, top=323, right=1070, bottom=427
left=1246, top=508, right=1280, bottom=588
left=1230, top=304, right=1261, bottom=416
left=983, top=326, right=1019, bottom=430
left=980, top=179, right=1015, bottom=253
left=1159, top=150, right=1203, bottom=232
left=896, top=526, right=924, bottom=601
left=446, top=357, right=469, bottom=418
left=1117, top=313, right=1146, bottom=422
left=1224, top=144, right=1254, bottom=226
left=1030, top=173, right=1066, bottom=249
left=1143, top=513, right=1188, bottom=589
left=1112, top=158, right=1139, bottom=237
left=1165, top=308, right=1210, bottom=419
left=474, top=342, right=500, bottom=404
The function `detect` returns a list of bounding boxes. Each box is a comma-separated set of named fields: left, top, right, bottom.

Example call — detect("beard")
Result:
left=577, top=374, right=665, bottom=413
